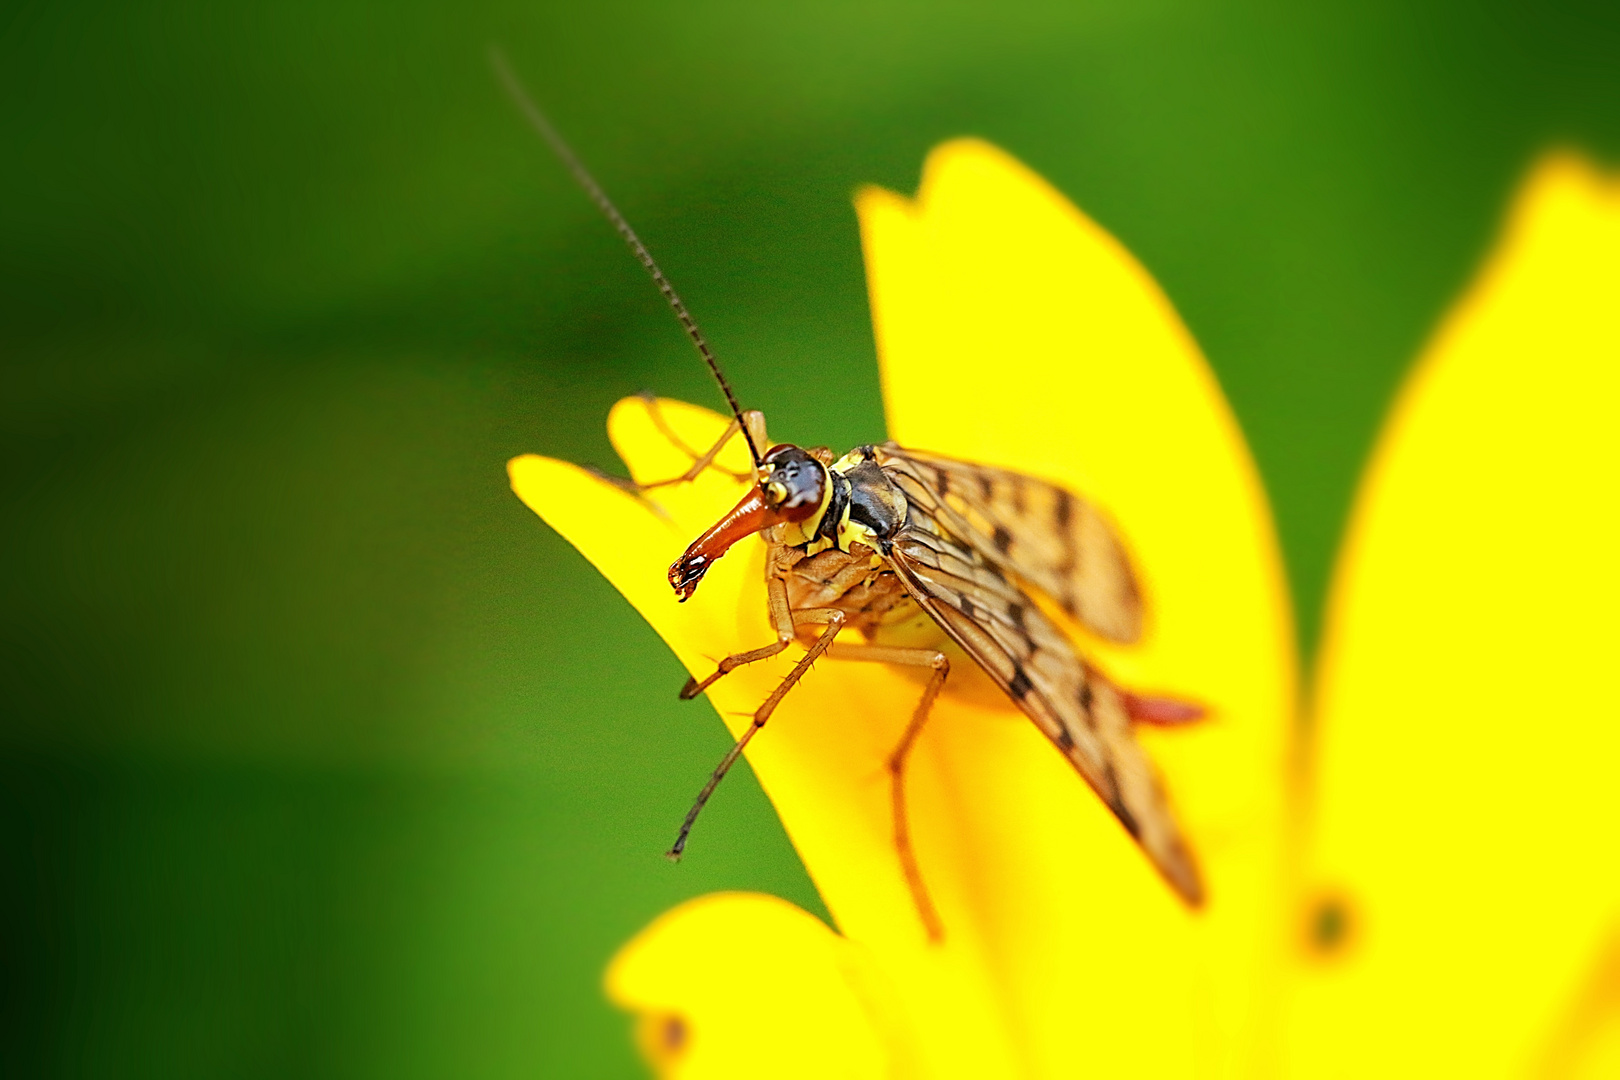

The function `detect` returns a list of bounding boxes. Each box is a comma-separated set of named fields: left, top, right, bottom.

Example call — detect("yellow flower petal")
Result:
left=604, top=892, right=908, bottom=1079
left=857, top=139, right=1296, bottom=1077
left=1288, top=154, right=1620, bottom=1076
left=515, top=400, right=1025, bottom=1078
left=512, top=139, right=1294, bottom=1077
left=510, top=398, right=764, bottom=684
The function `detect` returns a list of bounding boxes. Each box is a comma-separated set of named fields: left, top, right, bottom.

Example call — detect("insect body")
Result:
left=494, top=51, right=1203, bottom=941
left=661, top=429, right=1204, bottom=939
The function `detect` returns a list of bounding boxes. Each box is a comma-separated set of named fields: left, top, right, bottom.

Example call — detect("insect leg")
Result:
left=666, top=606, right=845, bottom=861
left=634, top=393, right=769, bottom=488
left=679, top=571, right=797, bottom=699
left=826, top=641, right=950, bottom=943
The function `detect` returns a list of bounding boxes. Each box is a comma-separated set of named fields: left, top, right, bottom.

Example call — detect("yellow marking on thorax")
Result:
left=834, top=503, right=883, bottom=554
left=829, top=449, right=867, bottom=472
left=827, top=451, right=880, bottom=554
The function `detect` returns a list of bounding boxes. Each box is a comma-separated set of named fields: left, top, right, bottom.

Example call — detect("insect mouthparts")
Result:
left=668, top=552, right=711, bottom=602
left=666, top=484, right=779, bottom=603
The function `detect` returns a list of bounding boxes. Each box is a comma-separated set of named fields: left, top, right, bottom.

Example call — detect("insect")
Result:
left=494, top=52, right=1205, bottom=940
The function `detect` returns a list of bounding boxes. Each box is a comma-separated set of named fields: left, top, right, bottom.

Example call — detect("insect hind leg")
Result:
left=828, top=641, right=951, bottom=943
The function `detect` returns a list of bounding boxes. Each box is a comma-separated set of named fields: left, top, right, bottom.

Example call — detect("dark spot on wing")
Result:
left=982, top=560, right=1005, bottom=582
left=1111, top=795, right=1142, bottom=839
left=1103, top=762, right=1141, bottom=838
left=1056, top=726, right=1075, bottom=750
left=1011, top=475, right=1027, bottom=514
left=979, top=473, right=994, bottom=500
left=1079, top=683, right=1094, bottom=711
left=992, top=525, right=1013, bottom=554
left=1008, top=666, right=1033, bottom=699
left=1054, top=490, right=1078, bottom=591
left=1003, top=601, right=1037, bottom=653
left=935, top=468, right=949, bottom=497
left=958, top=593, right=976, bottom=619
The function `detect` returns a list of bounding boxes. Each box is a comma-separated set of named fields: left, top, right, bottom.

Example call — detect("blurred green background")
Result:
left=4, top=1, right=1618, bottom=1076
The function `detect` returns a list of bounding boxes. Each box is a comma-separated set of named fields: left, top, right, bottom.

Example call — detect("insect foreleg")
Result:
left=827, top=642, right=950, bottom=943
left=666, top=606, right=846, bottom=861
left=633, top=393, right=769, bottom=489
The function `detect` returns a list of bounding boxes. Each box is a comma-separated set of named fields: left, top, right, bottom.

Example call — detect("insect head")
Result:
left=668, top=444, right=829, bottom=602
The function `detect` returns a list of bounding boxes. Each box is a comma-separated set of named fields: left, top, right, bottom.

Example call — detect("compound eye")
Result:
left=774, top=465, right=825, bottom=523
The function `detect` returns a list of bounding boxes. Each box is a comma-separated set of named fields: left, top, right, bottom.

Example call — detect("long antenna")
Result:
left=490, top=47, right=764, bottom=469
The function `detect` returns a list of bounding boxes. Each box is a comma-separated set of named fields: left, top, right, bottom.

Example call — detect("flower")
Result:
left=510, top=142, right=1620, bottom=1077
left=1285, top=154, right=1620, bottom=1078
left=512, top=139, right=1293, bottom=1077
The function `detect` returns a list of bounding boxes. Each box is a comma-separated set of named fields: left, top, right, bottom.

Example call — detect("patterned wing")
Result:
left=876, top=444, right=1142, bottom=643
left=878, top=492, right=1203, bottom=905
